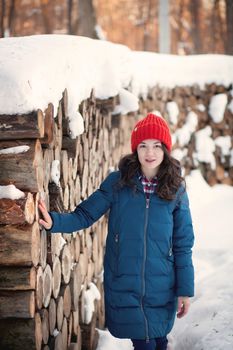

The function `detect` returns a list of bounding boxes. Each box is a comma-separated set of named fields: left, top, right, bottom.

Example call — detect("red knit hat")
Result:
left=131, top=113, right=172, bottom=152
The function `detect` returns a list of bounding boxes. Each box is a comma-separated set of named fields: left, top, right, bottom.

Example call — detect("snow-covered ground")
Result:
left=96, top=170, right=233, bottom=350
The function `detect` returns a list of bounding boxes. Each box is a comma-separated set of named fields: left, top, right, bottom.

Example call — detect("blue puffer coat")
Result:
left=50, top=171, right=194, bottom=340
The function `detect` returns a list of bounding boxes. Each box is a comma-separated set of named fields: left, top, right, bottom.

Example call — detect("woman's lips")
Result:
left=145, top=159, right=156, bottom=163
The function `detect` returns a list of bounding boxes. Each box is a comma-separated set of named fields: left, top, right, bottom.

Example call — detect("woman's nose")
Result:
left=146, top=147, right=154, bottom=155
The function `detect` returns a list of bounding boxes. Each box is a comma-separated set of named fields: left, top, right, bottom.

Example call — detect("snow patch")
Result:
left=194, top=126, right=216, bottom=169
left=172, top=148, right=188, bottom=162
left=215, top=135, right=231, bottom=157
left=112, top=88, right=138, bottom=115
left=166, top=101, right=179, bottom=125
left=0, top=145, right=30, bottom=154
left=51, top=160, right=60, bottom=186
left=175, top=111, right=198, bottom=147
left=0, top=184, right=25, bottom=199
left=83, top=282, right=101, bottom=324
left=196, top=104, right=206, bottom=112
left=209, top=94, right=228, bottom=123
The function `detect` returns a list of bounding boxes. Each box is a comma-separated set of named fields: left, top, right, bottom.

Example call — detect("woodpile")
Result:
left=139, top=83, right=233, bottom=185
left=0, top=82, right=232, bottom=349
left=0, top=89, right=134, bottom=350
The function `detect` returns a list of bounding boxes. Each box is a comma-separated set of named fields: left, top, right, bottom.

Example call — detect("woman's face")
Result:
left=137, top=139, right=164, bottom=178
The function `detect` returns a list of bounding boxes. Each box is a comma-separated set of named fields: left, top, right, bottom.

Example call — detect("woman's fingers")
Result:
left=38, top=199, right=52, bottom=230
left=177, top=297, right=190, bottom=318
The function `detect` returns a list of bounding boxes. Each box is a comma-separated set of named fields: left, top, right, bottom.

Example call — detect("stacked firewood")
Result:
left=139, top=83, right=233, bottom=185
left=0, top=90, right=134, bottom=350
left=0, top=82, right=232, bottom=350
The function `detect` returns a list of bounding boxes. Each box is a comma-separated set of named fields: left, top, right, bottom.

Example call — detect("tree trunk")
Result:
left=225, top=0, right=233, bottom=54
left=0, top=266, right=36, bottom=290
left=0, top=139, right=44, bottom=192
left=0, top=0, right=5, bottom=37
left=0, top=222, right=40, bottom=266
left=0, top=192, right=35, bottom=225
left=0, top=110, right=44, bottom=140
left=159, top=0, right=170, bottom=53
left=77, top=0, right=98, bottom=39
left=189, top=0, right=202, bottom=53
left=0, top=313, right=42, bottom=350
left=0, top=290, right=35, bottom=318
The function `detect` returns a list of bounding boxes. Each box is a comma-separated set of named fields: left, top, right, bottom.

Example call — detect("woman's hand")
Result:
left=38, top=199, right=53, bottom=230
left=177, top=296, right=190, bottom=318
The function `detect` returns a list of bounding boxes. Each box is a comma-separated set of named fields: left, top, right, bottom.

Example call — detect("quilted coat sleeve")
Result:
left=49, top=172, right=117, bottom=233
left=173, top=187, right=195, bottom=297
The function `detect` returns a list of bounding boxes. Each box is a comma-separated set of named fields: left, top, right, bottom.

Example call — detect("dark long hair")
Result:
left=118, top=144, right=185, bottom=200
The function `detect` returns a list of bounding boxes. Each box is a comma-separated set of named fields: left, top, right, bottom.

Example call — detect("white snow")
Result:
left=96, top=170, right=233, bottom=350
left=51, top=160, right=60, bottom=186
left=196, top=104, right=206, bottom=112
left=95, top=25, right=107, bottom=41
left=166, top=101, right=179, bottom=125
left=1, top=35, right=233, bottom=140
left=0, top=184, right=25, bottom=199
left=68, top=111, right=84, bottom=138
left=172, top=148, right=188, bottom=162
left=53, top=329, right=59, bottom=337
left=0, top=35, right=132, bottom=138
left=194, top=126, right=216, bottom=169
left=83, top=282, right=101, bottom=324
left=175, top=111, right=198, bottom=147
left=0, top=145, right=30, bottom=154
left=112, top=88, right=138, bottom=115
left=215, top=136, right=232, bottom=159
left=130, top=52, right=233, bottom=97
left=209, top=93, right=228, bottom=123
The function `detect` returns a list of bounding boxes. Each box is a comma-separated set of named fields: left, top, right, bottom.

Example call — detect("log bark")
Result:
left=70, top=263, right=82, bottom=311
left=55, top=332, right=64, bottom=350
left=52, top=255, right=62, bottom=299
left=40, top=228, right=47, bottom=269
left=62, top=316, right=68, bottom=349
left=0, top=110, right=44, bottom=140
left=41, top=103, right=55, bottom=146
left=56, top=296, right=64, bottom=331
left=81, top=311, right=99, bottom=350
left=0, top=139, right=44, bottom=192
left=49, top=298, right=56, bottom=336
left=0, top=221, right=40, bottom=266
left=61, top=244, right=72, bottom=284
left=60, top=285, right=71, bottom=318
left=0, top=313, right=42, bottom=350
left=41, top=308, right=49, bottom=345
left=43, top=264, right=52, bottom=308
left=0, top=290, right=35, bottom=318
left=0, top=266, right=36, bottom=290
left=0, top=192, right=35, bottom=225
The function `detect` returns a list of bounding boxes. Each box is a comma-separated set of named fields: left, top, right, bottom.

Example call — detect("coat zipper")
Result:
left=140, top=196, right=150, bottom=342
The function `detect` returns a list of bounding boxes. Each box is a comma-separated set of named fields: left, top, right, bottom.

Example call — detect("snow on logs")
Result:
left=0, top=89, right=132, bottom=350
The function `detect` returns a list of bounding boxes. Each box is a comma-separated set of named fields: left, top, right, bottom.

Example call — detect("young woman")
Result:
left=39, top=113, right=194, bottom=350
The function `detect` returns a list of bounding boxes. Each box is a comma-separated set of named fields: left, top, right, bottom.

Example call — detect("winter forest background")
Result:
left=1, top=0, right=233, bottom=55
left=0, top=1, right=233, bottom=350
